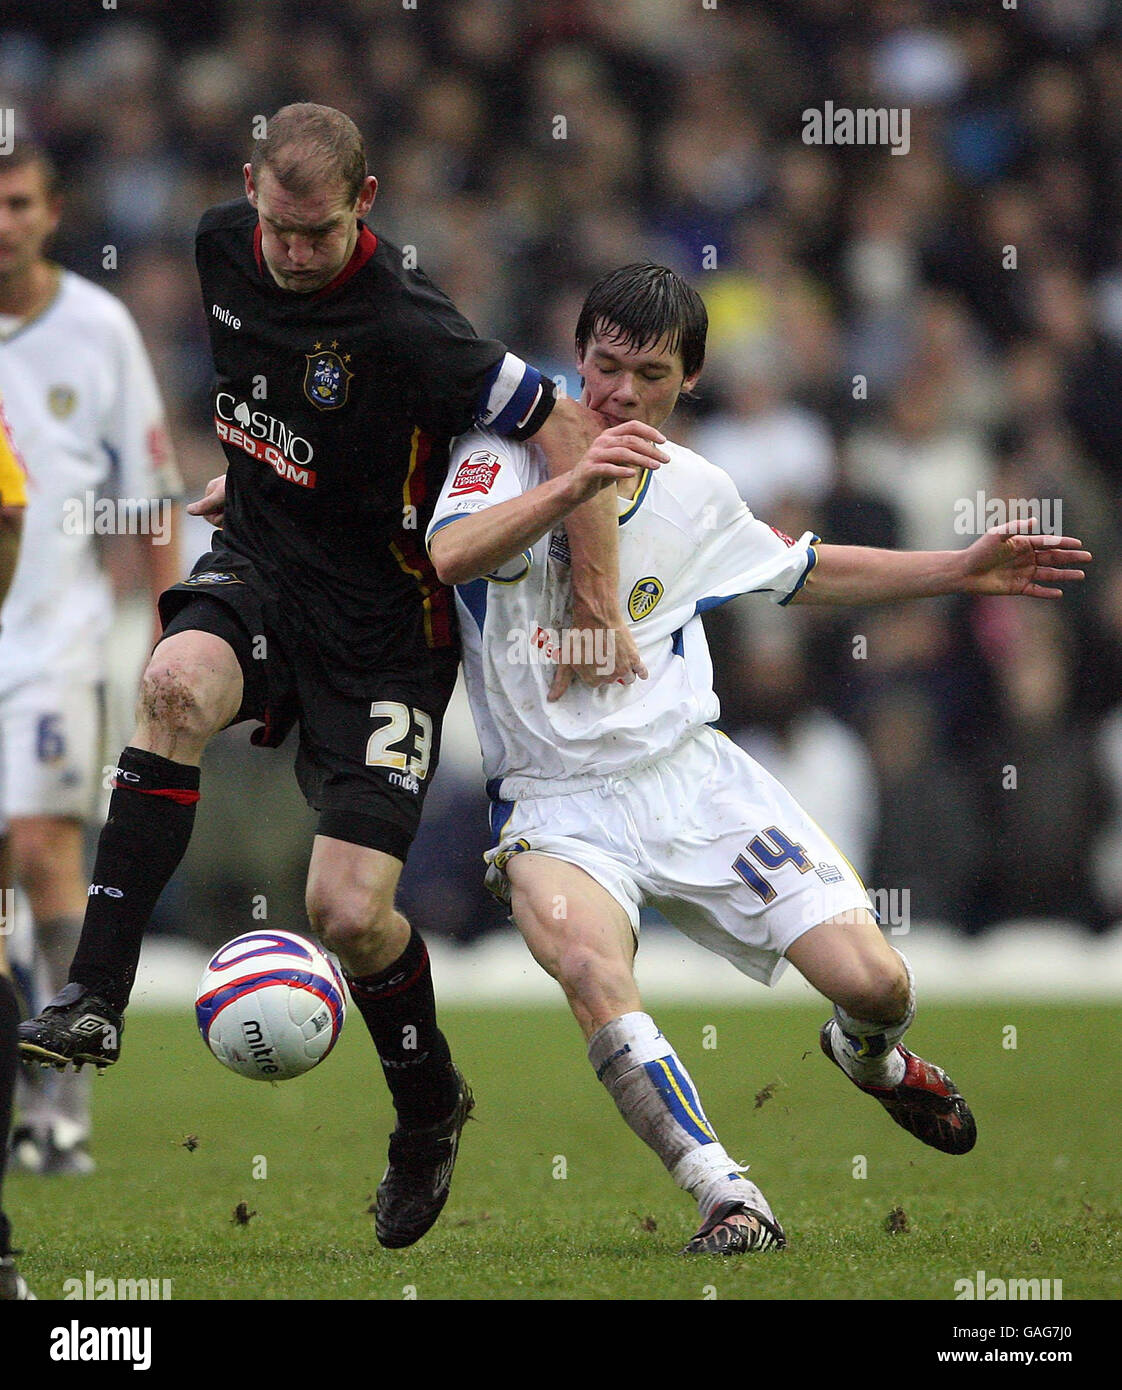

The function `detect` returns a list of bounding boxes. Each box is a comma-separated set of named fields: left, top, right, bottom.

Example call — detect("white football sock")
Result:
left=588, top=1011, right=774, bottom=1221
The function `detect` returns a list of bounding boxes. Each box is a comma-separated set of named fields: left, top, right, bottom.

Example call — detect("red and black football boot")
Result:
left=820, top=1020, right=977, bottom=1155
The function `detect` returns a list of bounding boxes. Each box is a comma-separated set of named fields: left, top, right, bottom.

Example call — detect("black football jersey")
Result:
left=195, top=198, right=513, bottom=690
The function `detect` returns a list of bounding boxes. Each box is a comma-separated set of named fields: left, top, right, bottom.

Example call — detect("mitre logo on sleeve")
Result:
left=303, top=344, right=353, bottom=410
left=449, top=450, right=502, bottom=496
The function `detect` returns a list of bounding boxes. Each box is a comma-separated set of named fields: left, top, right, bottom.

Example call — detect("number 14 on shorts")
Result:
left=732, top=826, right=814, bottom=904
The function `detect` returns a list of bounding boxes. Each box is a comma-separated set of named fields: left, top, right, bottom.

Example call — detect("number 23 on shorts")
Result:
left=364, top=701, right=433, bottom=780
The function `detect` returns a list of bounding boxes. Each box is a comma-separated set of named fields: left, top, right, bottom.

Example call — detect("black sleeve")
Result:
left=395, top=271, right=509, bottom=438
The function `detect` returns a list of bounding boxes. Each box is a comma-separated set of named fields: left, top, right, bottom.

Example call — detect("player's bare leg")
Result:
left=8, top=814, right=94, bottom=1172
left=306, top=836, right=471, bottom=1248
left=18, top=631, right=242, bottom=1069
left=786, top=908, right=976, bottom=1153
left=507, top=852, right=785, bottom=1254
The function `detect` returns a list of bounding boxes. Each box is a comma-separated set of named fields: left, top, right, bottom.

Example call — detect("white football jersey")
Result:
left=0, top=269, right=181, bottom=694
left=427, top=428, right=818, bottom=800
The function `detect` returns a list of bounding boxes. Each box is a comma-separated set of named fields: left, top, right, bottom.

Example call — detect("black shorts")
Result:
left=158, top=545, right=458, bottom=862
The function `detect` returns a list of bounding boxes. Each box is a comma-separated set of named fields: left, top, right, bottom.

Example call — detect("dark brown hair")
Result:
left=576, top=263, right=708, bottom=381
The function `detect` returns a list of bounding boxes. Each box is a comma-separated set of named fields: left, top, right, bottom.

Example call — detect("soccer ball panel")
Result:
left=195, top=931, right=347, bottom=1080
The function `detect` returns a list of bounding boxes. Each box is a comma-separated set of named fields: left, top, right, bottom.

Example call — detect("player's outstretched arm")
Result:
left=532, top=396, right=659, bottom=692
left=792, top=519, right=1091, bottom=605
left=429, top=421, right=666, bottom=588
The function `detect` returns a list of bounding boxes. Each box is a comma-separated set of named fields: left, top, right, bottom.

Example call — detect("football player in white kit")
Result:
left=427, top=264, right=1091, bottom=1254
left=0, top=139, right=182, bottom=1175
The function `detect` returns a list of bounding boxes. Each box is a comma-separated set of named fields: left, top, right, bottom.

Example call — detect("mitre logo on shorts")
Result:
left=769, top=525, right=796, bottom=547
left=627, top=576, right=664, bottom=621
left=449, top=451, right=502, bottom=497
left=214, top=393, right=317, bottom=488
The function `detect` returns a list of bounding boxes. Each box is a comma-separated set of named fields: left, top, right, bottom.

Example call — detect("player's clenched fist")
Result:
left=563, top=421, right=669, bottom=506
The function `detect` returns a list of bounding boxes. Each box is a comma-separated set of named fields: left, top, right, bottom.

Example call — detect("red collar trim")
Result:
left=314, top=225, right=377, bottom=298
left=251, top=223, right=378, bottom=296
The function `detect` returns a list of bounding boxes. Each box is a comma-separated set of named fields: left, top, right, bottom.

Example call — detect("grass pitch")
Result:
left=10, top=1001, right=1119, bottom=1303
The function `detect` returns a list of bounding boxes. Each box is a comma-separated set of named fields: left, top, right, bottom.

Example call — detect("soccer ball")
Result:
left=195, top=930, right=347, bottom=1080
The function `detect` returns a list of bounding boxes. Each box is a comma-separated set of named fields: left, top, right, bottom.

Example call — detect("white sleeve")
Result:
left=104, top=303, right=182, bottom=501
left=686, top=470, right=819, bottom=611
left=426, top=429, right=540, bottom=583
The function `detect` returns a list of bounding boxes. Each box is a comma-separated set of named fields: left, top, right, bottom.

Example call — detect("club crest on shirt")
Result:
left=627, top=576, right=664, bottom=621
left=48, top=385, right=77, bottom=419
left=449, top=450, right=502, bottom=496
left=303, top=347, right=353, bottom=410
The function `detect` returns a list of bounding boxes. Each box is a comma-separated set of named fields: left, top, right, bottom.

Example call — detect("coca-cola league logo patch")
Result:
left=448, top=451, right=502, bottom=496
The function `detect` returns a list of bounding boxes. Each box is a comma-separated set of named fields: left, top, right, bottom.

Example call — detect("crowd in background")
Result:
left=4, top=0, right=1122, bottom=943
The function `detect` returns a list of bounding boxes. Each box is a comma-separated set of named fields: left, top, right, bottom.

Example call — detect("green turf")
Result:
left=9, top=1002, right=1119, bottom=1301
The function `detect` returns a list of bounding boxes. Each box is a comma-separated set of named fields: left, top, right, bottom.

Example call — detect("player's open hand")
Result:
left=566, top=421, right=668, bottom=506
left=187, top=474, right=227, bottom=528
left=962, top=518, right=1091, bottom=598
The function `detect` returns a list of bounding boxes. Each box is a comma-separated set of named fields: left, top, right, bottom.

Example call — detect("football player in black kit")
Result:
left=18, top=104, right=667, bottom=1249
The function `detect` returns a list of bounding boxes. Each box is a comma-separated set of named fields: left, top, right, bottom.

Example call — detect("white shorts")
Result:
left=485, top=727, right=873, bottom=987
left=0, top=677, right=103, bottom=823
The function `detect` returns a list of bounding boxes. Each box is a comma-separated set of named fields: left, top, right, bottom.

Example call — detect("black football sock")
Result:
left=0, top=973, right=18, bottom=1257
left=67, top=747, right=201, bottom=1014
left=346, top=928, right=459, bottom=1130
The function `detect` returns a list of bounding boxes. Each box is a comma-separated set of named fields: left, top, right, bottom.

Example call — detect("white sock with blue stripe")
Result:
left=588, top=1012, right=773, bottom=1222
